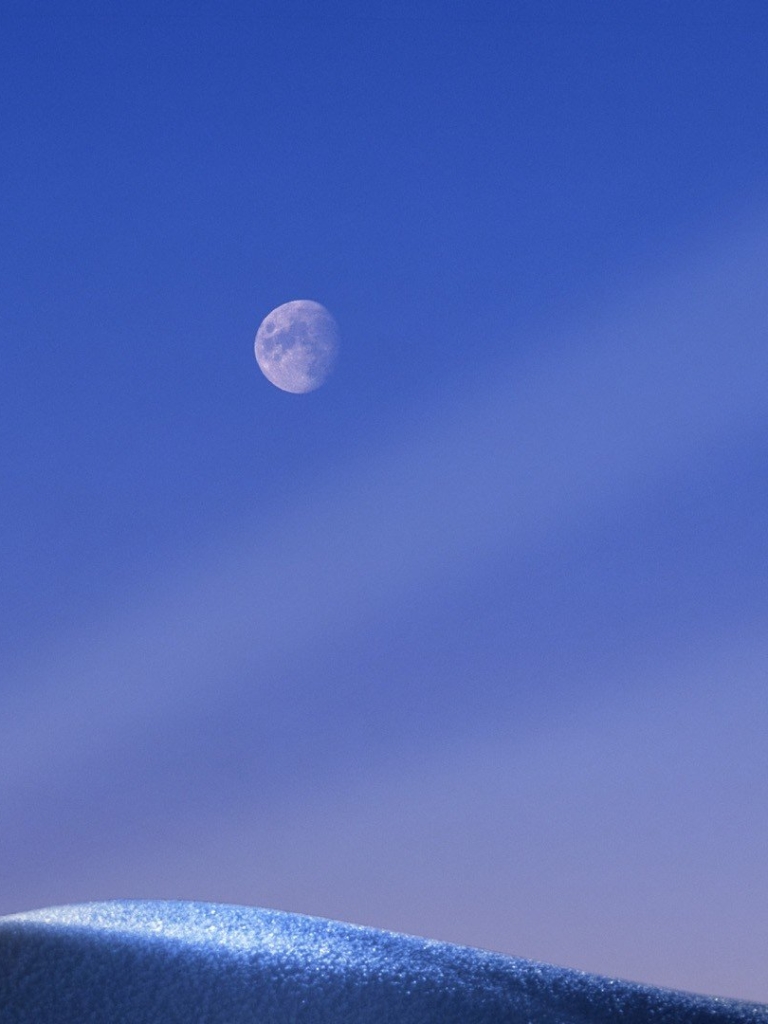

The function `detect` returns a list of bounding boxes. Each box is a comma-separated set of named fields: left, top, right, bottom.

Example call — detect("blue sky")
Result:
left=2, top=1, right=768, bottom=1003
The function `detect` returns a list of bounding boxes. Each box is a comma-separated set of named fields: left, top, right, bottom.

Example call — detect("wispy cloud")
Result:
left=3, top=210, right=767, bottom=802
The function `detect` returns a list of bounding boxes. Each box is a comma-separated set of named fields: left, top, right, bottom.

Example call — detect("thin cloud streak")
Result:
left=3, top=210, right=768, bottom=800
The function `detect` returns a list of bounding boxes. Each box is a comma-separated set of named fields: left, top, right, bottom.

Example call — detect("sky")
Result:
left=2, top=0, right=768, bottom=1004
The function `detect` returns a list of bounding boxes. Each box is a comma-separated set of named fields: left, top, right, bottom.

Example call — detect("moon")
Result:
left=254, top=299, right=340, bottom=394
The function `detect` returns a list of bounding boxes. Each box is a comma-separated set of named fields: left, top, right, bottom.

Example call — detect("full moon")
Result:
left=254, top=299, right=340, bottom=394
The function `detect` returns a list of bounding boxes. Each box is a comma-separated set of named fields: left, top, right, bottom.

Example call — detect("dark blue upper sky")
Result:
left=2, top=1, right=768, bottom=1003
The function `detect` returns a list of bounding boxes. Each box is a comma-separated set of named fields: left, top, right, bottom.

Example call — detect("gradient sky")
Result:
left=2, top=1, right=768, bottom=1004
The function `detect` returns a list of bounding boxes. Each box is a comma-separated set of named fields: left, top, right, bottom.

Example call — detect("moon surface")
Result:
left=254, top=300, right=340, bottom=394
